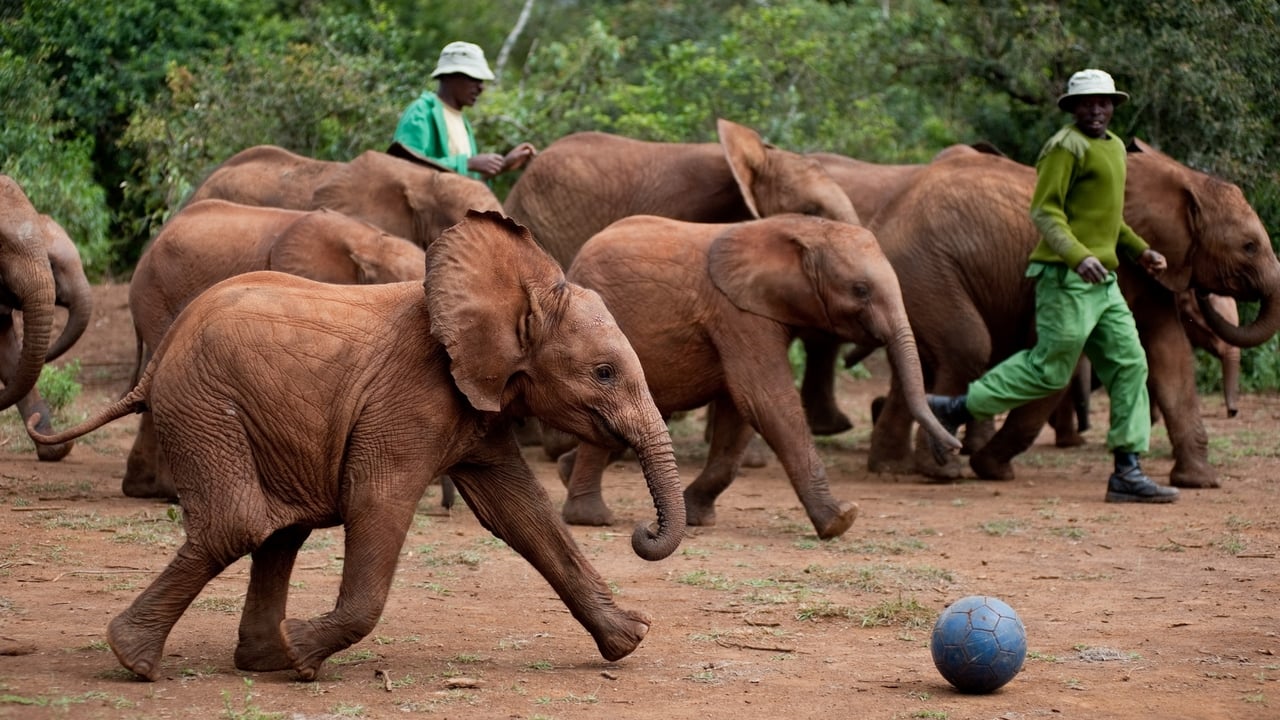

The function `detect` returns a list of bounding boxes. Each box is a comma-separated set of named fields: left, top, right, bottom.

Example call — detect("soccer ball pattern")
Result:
left=930, top=595, right=1027, bottom=693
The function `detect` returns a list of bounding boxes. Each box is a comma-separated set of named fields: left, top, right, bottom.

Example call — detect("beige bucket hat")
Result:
left=431, top=41, right=495, bottom=81
left=1057, top=69, right=1129, bottom=111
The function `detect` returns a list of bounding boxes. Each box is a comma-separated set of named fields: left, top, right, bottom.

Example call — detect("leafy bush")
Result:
left=37, top=361, right=82, bottom=415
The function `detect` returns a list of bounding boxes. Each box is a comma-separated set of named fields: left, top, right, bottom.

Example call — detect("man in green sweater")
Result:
left=927, top=68, right=1179, bottom=503
left=388, top=41, right=536, bottom=181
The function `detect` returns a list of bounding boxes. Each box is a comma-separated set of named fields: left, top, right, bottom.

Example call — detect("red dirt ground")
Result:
left=0, top=282, right=1276, bottom=719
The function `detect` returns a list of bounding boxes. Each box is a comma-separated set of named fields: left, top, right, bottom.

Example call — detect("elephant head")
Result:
left=426, top=211, right=685, bottom=560
left=313, top=151, right=503, bottom=249
left=267, top=209, right=427, bottom=284
left=718, top=119, right=861, bottom=226
left=0, top=175, right=58, bottom=410
left=1123, top=139, right=1280, bottom=347
left=39, top=215, right=93, bottom=362
left=705, top=215, right=961, bottom=456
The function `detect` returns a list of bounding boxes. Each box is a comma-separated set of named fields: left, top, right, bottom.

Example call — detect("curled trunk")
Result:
left=1196, top=290, right=1280, bottom=349
left=45, top=267, right=92, bottom=362
left=627, top=413, right=686, bottom=561
left=1221, top=344, right=1241, bottom=417
left=885, top=324, right=962, bottom=455
left=0, top=261, right=56, bottom=411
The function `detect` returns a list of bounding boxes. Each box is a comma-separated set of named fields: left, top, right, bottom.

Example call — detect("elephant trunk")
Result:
left=627, top=411, right=686, bottom=561
left=1197, top=283, right=1280, bottom=349
left=1221, top=344, right=1241, bottom=417
left=45, top=265, right=92, bottom=362
left=0, top=261, right=56, bottom=411
left=885, top=323, right=962, bottom=454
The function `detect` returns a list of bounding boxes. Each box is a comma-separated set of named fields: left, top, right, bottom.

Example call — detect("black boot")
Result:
left=1106, top=452, right=1179, bottom=503
left=925, top=394, right=973, bottom=437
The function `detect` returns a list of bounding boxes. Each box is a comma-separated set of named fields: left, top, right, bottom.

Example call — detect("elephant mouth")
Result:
left=590, top=411, right=629, bottom=451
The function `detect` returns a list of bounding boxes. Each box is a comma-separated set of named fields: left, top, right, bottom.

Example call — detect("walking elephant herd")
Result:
left=1, top=117, right=1273, bottom=684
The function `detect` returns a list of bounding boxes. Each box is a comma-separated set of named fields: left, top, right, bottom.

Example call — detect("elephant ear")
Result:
left=268, top=211, right=361, bottom=284
left=707, top=220, right=828, bottom=330
left=426, top=210, right=563, bottom=412
left=717, top=118, right=769, bottom=220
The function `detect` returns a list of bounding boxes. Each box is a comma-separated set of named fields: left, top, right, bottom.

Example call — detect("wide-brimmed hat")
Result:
left=431, top=41, right=495, bottom=81
left=1057, top=68, right=1129, bottom=111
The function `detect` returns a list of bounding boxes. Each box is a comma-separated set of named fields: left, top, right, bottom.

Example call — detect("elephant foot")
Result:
left=234, top=640, right=293, bottom=672
left=968, top=451, right=1015, bottom=481
left=591, top=607, right=651, bottom=662
left=1054, top=431, right=1086, bottom=448
left=867, top=453, right=915, bottom=475
left=869, top=396, right=886, bottom=425
left=741, top=436, right=771, bottom=468
left=280, top=618, right=336, bottom=682
left=1170, top=466, right=1220, bottom=489
left=35, top=440, right=73, bottom=462
left=684, top=490, right=718, bottom=527
left=806, top=406, right=853, bottom=436
left=810, top=500, right=859, bottom=540
left=562, top=494, right=615, bottom=527
left=122, top=462, right=178, bottom=501
left=961, top=419, right=997, bottom=456
left=107, top=612, right=165, bottom=682
left=913, top=442, right=962, bottom=481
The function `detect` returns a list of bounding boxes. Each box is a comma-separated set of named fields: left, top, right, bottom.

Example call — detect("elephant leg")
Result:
left=969, top=392, right=1064, bottom=480
left=1048, top=395, right=1085, bottom=447
left=683, top=398, right=756, bottom=527
left=123, top=412, right=178, bottom=500
left=281, top=506, right=415, bottom=681
left=704, top=401, right=769, bottom=468
left=868, top=376, right=916, bottom=473
left=109, top=539, right=237, bottom=681
left=1142, top=311, right=1217, bottom=488
left=798, top=335, right=853, bottom=435
left=561, top=442, right=620, bottom=526
left=235, top=525, right=311, bottom=672
left=14, top=390, right=73, bottom=461
left=449, top=460, right=651, bottom=662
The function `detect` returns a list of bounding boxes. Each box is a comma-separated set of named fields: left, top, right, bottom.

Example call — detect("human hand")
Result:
left=467, top=153, right=505, bottom=178
left=1075, top=256, right=1108, bottom=284
left=1138, top=249, right=1167, bottom=276
left=501, top=143, right=538, bottom=172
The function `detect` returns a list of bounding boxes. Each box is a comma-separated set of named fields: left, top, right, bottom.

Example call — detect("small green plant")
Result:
left=980, top=518, right=1022, bottom=536
left=912, top=711, right=948, bottom=719
left=37, top=360, right=82, bottom=414
left=221, top=678, right=284, bottom=720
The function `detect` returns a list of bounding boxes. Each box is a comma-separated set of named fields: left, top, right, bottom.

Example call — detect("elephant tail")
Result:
left=27, top=383, right=148, bottom=447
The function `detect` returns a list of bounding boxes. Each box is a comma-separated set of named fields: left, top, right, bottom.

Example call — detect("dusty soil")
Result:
left=0, top=282, right=1277, bottom=720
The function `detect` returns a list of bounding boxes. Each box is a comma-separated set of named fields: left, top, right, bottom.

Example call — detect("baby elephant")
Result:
left=29, top=211, right=685, bottom=682
left=561, top=214, right=960, bottom=540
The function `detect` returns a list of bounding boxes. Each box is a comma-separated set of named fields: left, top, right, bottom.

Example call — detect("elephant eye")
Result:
left=593, top=364, right=617, bottom=384
left=1244, top=240, right=1259, bottom=256
left=851, top=283, right=871, bottom=300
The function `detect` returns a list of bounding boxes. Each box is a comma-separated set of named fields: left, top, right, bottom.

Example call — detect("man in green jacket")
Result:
left=927, top=68, right=1179, bottom=504
left=389, top=41, right=536, bottom=180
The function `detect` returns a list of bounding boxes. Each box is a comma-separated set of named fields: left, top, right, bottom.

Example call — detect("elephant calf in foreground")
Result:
left=28, top=212, right=686, bottom=682
left=0, top=175, right=93, bottom=460
left=560, top=214, right=960, bottom=540
left=123, top=199, right=427, bottom=499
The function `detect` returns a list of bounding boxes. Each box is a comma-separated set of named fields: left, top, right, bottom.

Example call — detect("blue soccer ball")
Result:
left=930, top=595, right=1027, bottom=693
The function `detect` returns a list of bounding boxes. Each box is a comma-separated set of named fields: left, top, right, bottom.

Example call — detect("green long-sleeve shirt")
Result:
left=1027, top=126, right=1148, bottom=270
left=391, top=91, right=481, bottom=179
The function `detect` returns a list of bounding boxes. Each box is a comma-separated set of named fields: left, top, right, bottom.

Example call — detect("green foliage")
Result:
left=7, top=0, right=1280, bottom=390
left=36, top=361, right=82, bottom=415
left=0, top=51, right=113, bottom=277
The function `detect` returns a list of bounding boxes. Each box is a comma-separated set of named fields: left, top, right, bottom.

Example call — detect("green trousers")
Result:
left=966, top=262, right=1150, bottom=454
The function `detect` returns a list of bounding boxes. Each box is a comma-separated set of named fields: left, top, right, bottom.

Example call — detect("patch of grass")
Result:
left=1028, top=650, right=1060, bottom=663
left=0, top=690, right=125, bottom=711
left=1048, top=525, right=1087, bottom=540
left=37, top=360, right=83, bottom=413
left=1217, top=534, right=1247, bottom=556
left=191, top=595, right=241, bottom=614
left=328, top=649, right=378, bottom=666
left=524, top=659, right=554, bottom=671
left=675, top=569, right=733, bottom=591
left=796, top=600, right=855, bottom=622
left=859, top=596, right=935, bottom=629
left=912, top=711, right=948, bottom=719
left=333, top=703, right=365, bottom=716
left=980, top=518, right=1023, bottom=536
left=221, top=678, right=284, bottom=720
